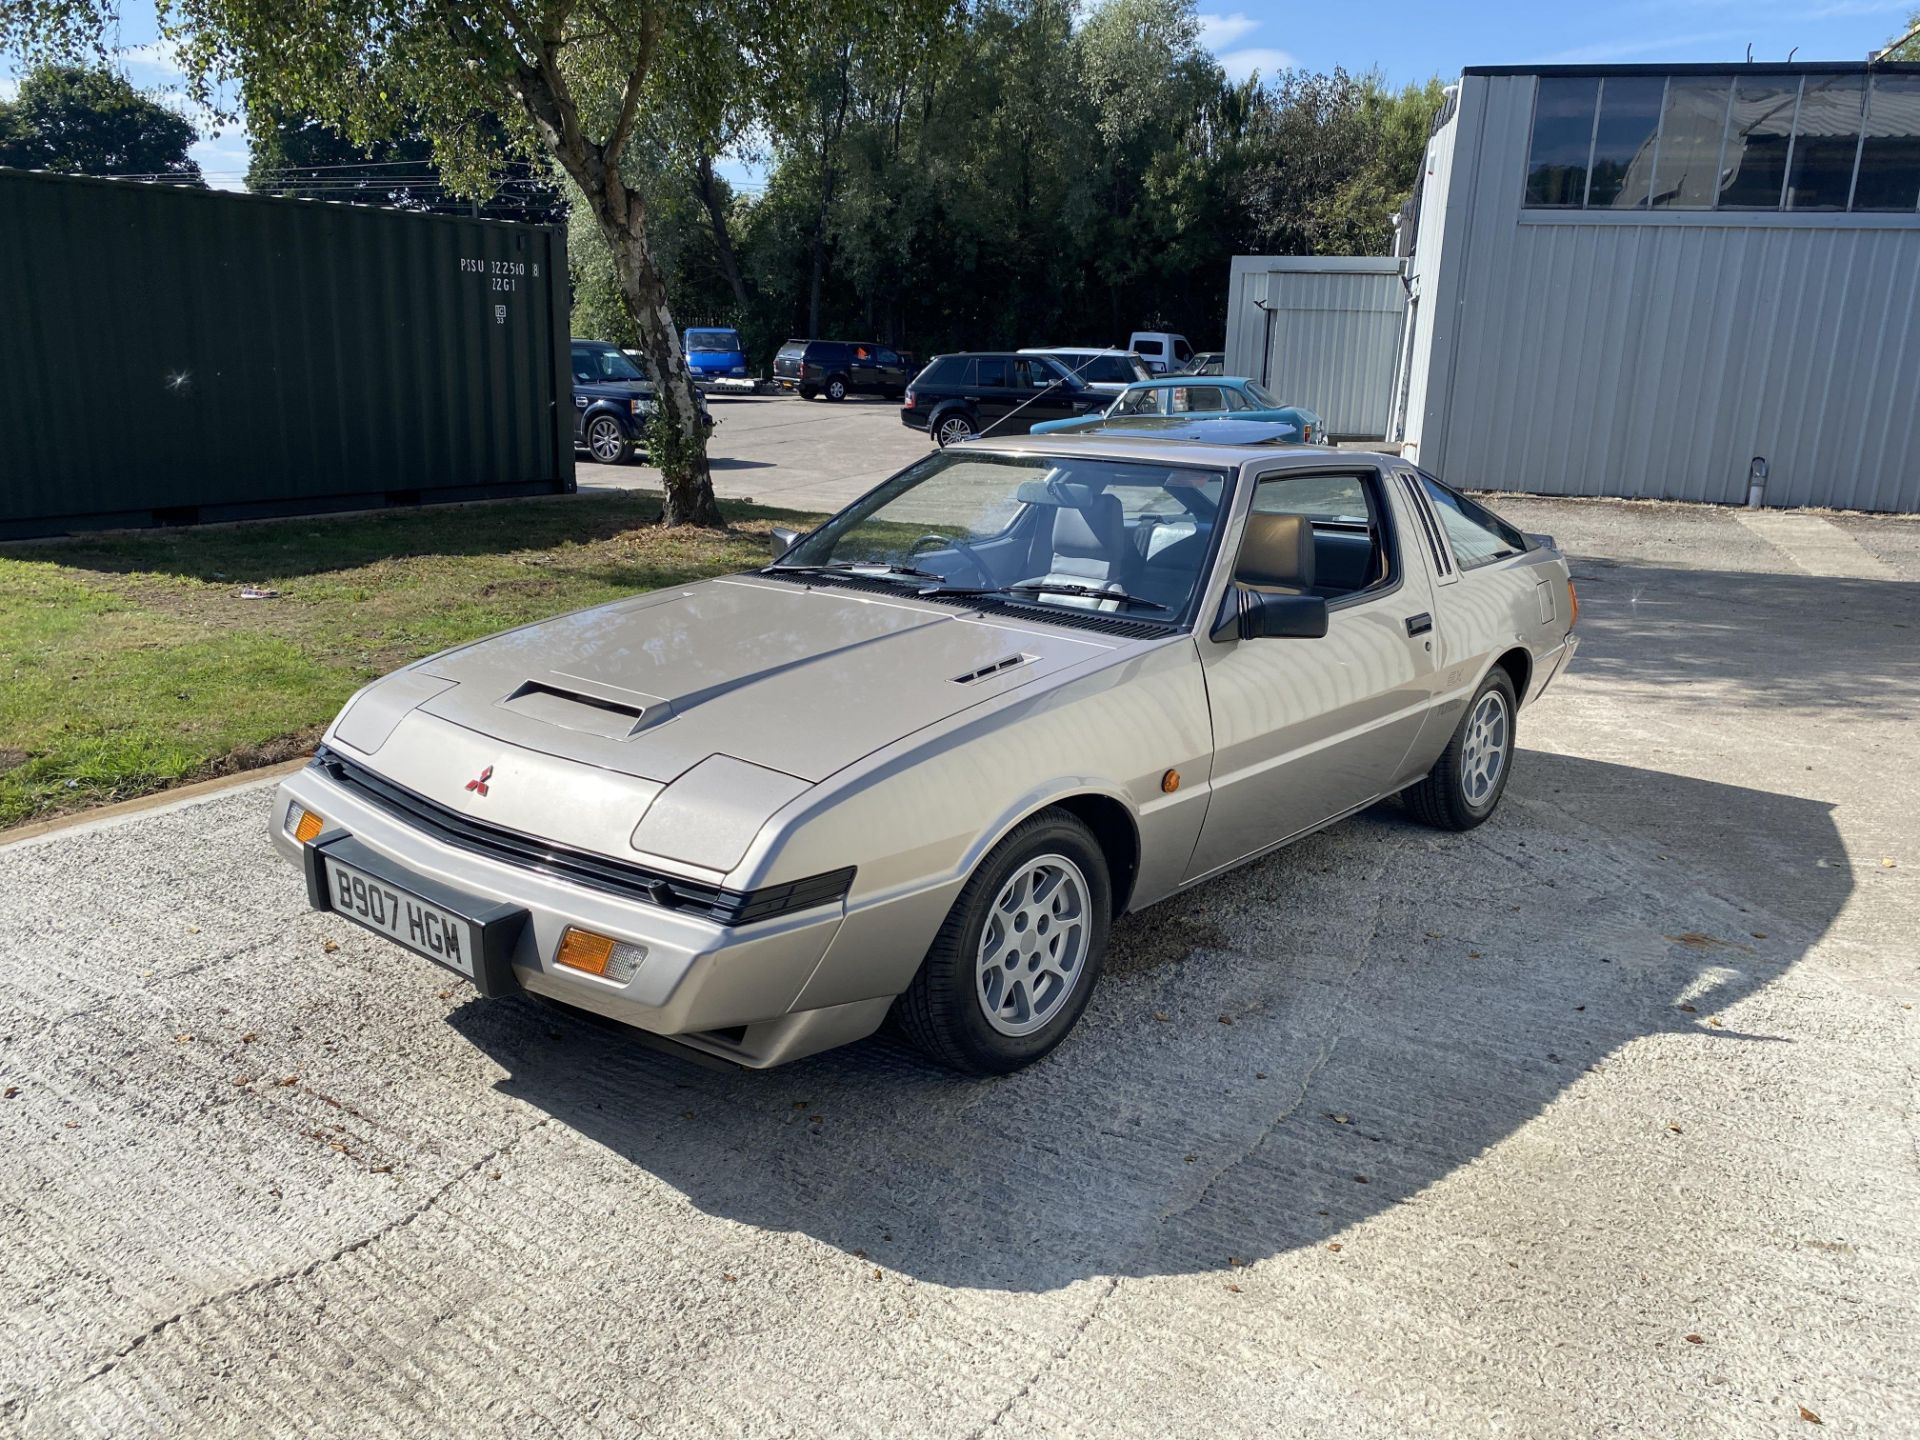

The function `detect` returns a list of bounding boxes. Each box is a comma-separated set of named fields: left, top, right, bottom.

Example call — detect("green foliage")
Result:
left=1885, top=10, right=1920, bottom=60
left=0, top=63, right=201, bottom=180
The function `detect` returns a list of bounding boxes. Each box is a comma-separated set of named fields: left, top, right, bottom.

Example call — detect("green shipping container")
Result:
left=0, top=168, right=574, bottom=539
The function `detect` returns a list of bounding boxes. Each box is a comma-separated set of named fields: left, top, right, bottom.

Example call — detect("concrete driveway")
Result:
left=578, top=392, right=932, bottom=512
left=3, top=492, right=1917, bottom=1437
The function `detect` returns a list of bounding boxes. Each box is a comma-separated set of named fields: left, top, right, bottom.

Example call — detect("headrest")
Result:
left=1235, top=512, right=1315, bottom=590
left=1052, top=492, right=1124, bottom=561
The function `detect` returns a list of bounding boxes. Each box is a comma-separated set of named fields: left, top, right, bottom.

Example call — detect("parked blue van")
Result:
left=685, top=327, right=750, bottom=386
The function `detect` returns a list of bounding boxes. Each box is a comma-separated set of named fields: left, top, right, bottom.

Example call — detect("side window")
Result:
left=1134, top=338, right=1164, bottom=358
left=1173, top=339, right=1193, bottom=364
left=1245, top=472, right=1388, bottom=598
left=571, top=348, right=594, bottom=383
left=877, top=349, right=900, bottom=367
left=1177, top=386, right=1230, bottom=412
left=975, top=357, right=1012, bottom=388
left=1418, top=475, right=1527, bottom=568
left=1017, top=358, right=1063, bottom=388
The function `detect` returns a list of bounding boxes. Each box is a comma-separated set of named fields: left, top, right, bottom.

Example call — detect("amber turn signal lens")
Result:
left=291, top=807, right=325, bottom=844
left=555, top=927, right=617, bottom=977
left=1161, top=769, right=1181, bottom=794
left=1567, top=577, right=1579, bottom=628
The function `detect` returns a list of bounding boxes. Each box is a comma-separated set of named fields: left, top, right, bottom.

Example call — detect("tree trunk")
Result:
left=594, top=190, right=723, bottom=528
left=693, top=152, right=751, bottom=316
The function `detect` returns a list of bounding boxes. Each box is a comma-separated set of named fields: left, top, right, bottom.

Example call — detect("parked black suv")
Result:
left=900, top=353, right=1103, bottom=447
left=772, top=339, right=911, bottom=401
left=571, top=339, right=712, bottom=465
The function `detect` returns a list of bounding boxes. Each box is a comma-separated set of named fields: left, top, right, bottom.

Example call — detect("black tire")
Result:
left=798, top=384, right=819, bottom=400
left=1403, top=667, right=1518, bottom=831
left=894, top=807, right=1111, bottom=1075
left=932, top=411, right=975, bottom=448
left=824, top=375, right=849, bottom=402
left=584, top=414, right=632, bottom=466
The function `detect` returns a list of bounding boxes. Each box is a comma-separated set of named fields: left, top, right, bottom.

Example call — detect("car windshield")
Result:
left=687, top=331, right=741, bottom=352
left=773, top=449, right=1230, bottom=624
left=573, top=345, right=644, bottom=382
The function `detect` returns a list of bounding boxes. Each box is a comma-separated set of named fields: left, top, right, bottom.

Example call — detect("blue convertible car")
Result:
left=1028, top=375, right=1327, bottom=443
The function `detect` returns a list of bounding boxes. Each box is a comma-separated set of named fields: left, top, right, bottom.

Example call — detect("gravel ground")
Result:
left=2, top=494, right=1916, bottom=1439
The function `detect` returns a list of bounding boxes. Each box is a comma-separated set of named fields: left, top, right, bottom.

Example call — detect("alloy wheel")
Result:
left=975, top=854, right=1092, bottom=1037
left=587, top=418, right=626, bottom=463
left=1459, top=689, right=1510, bottom=808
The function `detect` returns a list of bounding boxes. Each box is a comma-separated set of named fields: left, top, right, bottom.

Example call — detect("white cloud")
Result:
left=1215, top=46, right=1297, bottom=81
left=1197, top=11, right=1261, bottom=49
left=0, top=75, right=17, bottom=102
left=1534, top=30, right=1746, bottom=64
left=120, top=40, right=186, bottom=79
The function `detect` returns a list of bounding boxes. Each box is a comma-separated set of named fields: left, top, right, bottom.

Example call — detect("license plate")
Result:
left=325, top=855, right=478, bottom=978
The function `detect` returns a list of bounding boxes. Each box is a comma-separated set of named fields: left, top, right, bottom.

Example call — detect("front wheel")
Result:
left=895, top=808, right=1111, bottom=1075
left=584, top=415, right=632, bottom=465
left=933, top=413, right=975, bottom=448
left=1403, top=668, right=1517, bottom=830
left=824, top=375, right=848, bottom=402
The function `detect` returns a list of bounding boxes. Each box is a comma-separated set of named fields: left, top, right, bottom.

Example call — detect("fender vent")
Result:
left=951, top=653, right=1032, bottom=685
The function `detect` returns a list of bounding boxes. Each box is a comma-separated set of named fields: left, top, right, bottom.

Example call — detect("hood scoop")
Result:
left=951, top=653, right=1033, bottom=685
left=497, top=676, right=673, bottom=741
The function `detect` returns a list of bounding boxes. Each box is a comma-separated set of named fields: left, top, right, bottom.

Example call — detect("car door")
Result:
left=1011, top=357, right=1085, bottom=428
left=874, top=348, right=907, bottom=391
left=1184, top=465, right=1441, bottom=881
left=969, top=355, right=1017, bottom=430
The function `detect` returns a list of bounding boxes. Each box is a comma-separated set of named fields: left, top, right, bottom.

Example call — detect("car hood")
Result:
left=346, top=577, right=1126, bottom=788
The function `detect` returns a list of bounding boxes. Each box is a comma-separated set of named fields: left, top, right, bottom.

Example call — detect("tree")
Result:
left=247, top=110, right=566, bottom=222
left=0, top=1, right=832, bottom=527
left=1883, top=11, right=1920, bottom=60
left=0, top=63, right=201, bottom=181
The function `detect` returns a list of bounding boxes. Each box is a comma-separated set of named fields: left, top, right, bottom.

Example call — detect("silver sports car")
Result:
left=271, top=436, right=1578, bottom=1074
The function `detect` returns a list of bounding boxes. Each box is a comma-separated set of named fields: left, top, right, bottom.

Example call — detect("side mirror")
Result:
left=1212, top=586, right=1329, bottom=641
left=770, top=526, right=800, bottom=559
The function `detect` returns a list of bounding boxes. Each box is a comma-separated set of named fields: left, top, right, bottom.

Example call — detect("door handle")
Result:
left=1405, top=612, right=1433, bottom=636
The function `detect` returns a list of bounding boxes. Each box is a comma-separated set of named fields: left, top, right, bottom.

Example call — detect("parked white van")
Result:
left=1127, top=332, right=1194, bottom=374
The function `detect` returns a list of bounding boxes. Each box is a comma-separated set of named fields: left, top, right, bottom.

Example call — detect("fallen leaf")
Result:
left=1468, top=950, right=1482, bottom=959
left=174, top=1033, right=193, bottom=1044
left=487, top=1170, right=501, bottom=1181
left=329, top=1141, right=349, bottom=1153
left=1255, top=1071, right=1267, bottom=1080
left=1882, top=858, right=1897, bottom=869
left=1228, top=1255, right=1245, bottom=1267
left=1353, top=1175, right=1370, bottom=1184
left=1751, top=931, right=1768, bottom=940
left=1224, top=1283, right=1242, bottom=1293
left=3, top=1086, right=18, bottom=1099
left=793, top=1101, right=809, bottom=1110
left=1668, top=1122, right=1683, bottom=1134
left=322, top=940, right=339, bottom=954
left=1184, top=1154, right=1198, bottom=1163
left=437, top=990, right=451, bottom=1000
left=1218, top=1014, right=1233, bottom=1025
left=371, top=1163, right=393, bottom=1174
left=63, top=1120, right=79, bottom=1129
left=1152, top=1011, right=1169, bottom=1022
left=1798, top=1406, right=1822, bottom=1425
left=232, top=1074, right=252, bottom=1086
left=1327, top=1113, right=1351, bottom=1124
left=853, top=1250, right=867, bottom=1259
left=722, top=1273, right=737, bottom=1283
left=1573, top=1005, right=1585, bottom=1012
left=1684, top=1333, right=1704, bottom=1345
left=872, top=1268, right=883, bottom=1280
left=277, top=1075, right=298, bottom=1087
left=1707, top=1016, right=1723, bottom=1028
left=240, top=1032, right=256, bottom=1043
left=1326, top=1243, right=1343, bottom=1253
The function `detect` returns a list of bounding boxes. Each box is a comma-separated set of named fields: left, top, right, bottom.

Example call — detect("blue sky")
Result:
left=3, top=0, right=1915, bottom=190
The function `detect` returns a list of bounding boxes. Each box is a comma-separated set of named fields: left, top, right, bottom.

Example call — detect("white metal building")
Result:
left=1395, top=61, right=1920, bottom=512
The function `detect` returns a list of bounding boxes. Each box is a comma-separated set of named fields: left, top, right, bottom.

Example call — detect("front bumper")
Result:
left=271, top=764, right=886, bottom=1067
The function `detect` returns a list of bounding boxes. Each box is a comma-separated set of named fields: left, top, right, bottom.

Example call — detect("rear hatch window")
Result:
left=773, top=340, right=806, bottom=375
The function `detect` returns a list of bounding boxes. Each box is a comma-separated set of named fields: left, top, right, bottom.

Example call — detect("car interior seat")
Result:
left=1017, top=481, right=1134, bottom=609
left=1234, top=512, right=1316, bottom=595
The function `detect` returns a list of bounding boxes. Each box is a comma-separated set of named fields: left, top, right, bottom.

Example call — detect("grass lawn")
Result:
left=0, top=493, right=819, bottom=828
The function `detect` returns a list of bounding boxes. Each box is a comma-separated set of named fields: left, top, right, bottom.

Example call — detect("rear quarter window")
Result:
left=1418, top=474, right=1529, bottom=567
left=920, top=357, right=967, bottom=385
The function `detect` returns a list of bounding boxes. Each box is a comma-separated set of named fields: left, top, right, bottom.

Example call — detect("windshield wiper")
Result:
left=916, top=581, right=1168, bottom=612
left=765, top=561, right=948, bottom=583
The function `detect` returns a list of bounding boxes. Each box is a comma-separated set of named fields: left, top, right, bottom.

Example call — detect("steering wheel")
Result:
left=909, top=532, right=992, bottom=584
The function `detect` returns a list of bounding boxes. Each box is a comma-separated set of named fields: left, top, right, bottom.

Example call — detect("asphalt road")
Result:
left=3, top=466, right=1918, bottom=1437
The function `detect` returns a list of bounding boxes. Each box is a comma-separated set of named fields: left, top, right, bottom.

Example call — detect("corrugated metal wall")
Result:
left=1402, top=73, right=1920, bottom=512
left=1223, top=257, right=1407, bottom=438
left=0, top=170, right=573, bottom=537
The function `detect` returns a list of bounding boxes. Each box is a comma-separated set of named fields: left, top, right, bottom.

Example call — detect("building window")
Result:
left=1525, top=76, right=1599, bottom=207
left=1787, top=74, right=1865, bottom=209
left=1855, top=74, right=1920, bottom=210
left=1652, top=77, right=1732, bottom=208
left=1522, top=69, right=1920, bottom=215
left=1719, top=76, right=1800, bottom=208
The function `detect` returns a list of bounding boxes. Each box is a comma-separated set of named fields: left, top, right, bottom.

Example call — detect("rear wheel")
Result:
left=1404, top=668, right=1517, bottom=830
left=933, top=412, right=975, bottom=448
left=824, top=375, right=849, bottom=402
left=895, top=808, right=1111, bottom=1074
left=798, top=384, right=818, bottom=400
left=584, top=415, right=631, bottom=465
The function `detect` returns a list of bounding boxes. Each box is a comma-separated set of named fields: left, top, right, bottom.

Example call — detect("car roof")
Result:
left=1123, top=375, right=1256, bottom=390
left=1018, top=347, right=1136, bottom=356
left=686, top=325, right=739, bottom=333
left=570, top=337, right=619, bottom=348
left=974, top=430, right=1390, bottom=470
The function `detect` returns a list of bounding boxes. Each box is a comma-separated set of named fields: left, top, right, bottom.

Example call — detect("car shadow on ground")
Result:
left=451, top=751, right=1847, bottom=1293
